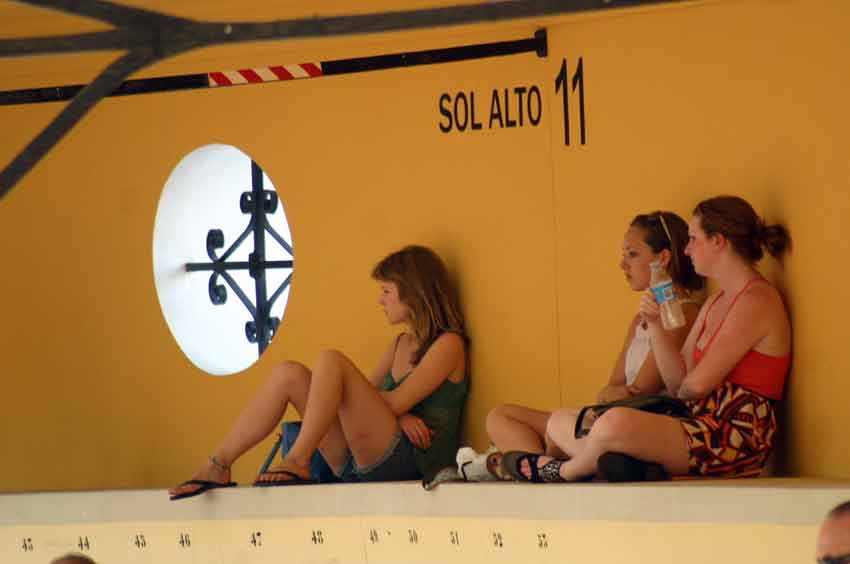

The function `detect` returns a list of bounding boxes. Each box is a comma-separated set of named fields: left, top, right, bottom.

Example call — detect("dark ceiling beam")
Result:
left=0, top=0, right=693, bottom=201
left=0, top=48, right=180, bottom=197
left=2, top=0, right=690, bottom=59
left=0, top=30, right=141, bottom=57
left=14, top=0, right=190, bottom=28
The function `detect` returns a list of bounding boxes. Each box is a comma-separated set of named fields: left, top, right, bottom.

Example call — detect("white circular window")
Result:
left=152, top=144, right=293, bottom=375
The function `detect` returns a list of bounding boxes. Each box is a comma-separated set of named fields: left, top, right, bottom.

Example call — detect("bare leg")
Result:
left=541, top=407, right=589, bottom=458
left=169, top=361, right=348, bottom=496
left=528, top=407, right=691, bottom=481
left=214, top=361, right=313, bottom=466
left=486, top=404, right=550, bottom=453
left=276, top=350, right=399, bottom=474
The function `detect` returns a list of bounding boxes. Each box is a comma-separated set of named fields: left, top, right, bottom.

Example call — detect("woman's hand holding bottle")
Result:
left=639, top=289, right=663, bottom=328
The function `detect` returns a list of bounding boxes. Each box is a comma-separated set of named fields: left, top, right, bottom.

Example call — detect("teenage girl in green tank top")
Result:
left=169, top=245, right=468, bottom=499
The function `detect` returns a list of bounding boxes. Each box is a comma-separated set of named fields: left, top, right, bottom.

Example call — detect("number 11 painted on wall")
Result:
left=555, top=57, right=586, bottom=146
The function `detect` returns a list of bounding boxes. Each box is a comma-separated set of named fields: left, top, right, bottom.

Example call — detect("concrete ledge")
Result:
left=3, top=478, right=849, bottom=526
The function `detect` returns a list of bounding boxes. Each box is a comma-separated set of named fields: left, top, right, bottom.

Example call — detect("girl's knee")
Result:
left=545, top=408, right=575, bottom=441
left=591, top=407, right=635, bottom=441
left=270, top=360, right=310, bottom=387
left=315, top=350, right=361, bottom=387
left=485, top=404, right=512, bottom=435
left=315, top=349, right=346, bottom=370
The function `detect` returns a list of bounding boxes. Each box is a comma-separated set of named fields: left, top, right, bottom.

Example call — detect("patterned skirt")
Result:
left=679, top=380, right=777, bottom=478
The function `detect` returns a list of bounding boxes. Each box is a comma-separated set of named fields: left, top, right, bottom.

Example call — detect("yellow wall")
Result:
left=1, top=0, right=849, bottom=491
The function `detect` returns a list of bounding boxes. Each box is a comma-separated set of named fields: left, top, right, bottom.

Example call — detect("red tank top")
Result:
left=692, top=278, right=790, bottom=400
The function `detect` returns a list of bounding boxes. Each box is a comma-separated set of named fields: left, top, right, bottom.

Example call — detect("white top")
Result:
left=624, top=322, right=651, bottom=385
left=623, top=298, right=700, bottom=385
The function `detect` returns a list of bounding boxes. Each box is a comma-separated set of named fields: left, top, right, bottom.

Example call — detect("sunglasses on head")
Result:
left=651, top=213, right=680, bottom=276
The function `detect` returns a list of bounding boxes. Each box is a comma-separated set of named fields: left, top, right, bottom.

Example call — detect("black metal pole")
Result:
left=182, top=162, right=292, bottom=356
left=250, top=161, right=270, bottom=357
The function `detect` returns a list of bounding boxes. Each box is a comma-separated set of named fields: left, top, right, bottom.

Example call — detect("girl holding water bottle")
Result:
left=482, top=211, right=702, bottom=481
left=501, top=196, right=791, bottom=483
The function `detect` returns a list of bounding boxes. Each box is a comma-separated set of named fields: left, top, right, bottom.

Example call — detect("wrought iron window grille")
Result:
left=185, top=160, right=293, bottom=356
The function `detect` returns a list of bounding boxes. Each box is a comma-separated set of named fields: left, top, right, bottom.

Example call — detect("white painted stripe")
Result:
left=286, top=64, right=309, bottom=79
left=224, top=70, right=247, bottom=84
left=255, top=67, right=278, bottom=82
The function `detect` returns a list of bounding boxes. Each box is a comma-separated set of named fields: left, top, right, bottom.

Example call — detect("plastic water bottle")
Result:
left=649, top=261, right=685, bottom=330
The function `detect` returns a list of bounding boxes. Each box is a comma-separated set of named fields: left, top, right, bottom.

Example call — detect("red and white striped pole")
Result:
left=207, top=63, right=323, bottom=87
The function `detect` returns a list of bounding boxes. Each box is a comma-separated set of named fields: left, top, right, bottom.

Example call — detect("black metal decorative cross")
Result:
left=185, top=161, right=293, bottom=357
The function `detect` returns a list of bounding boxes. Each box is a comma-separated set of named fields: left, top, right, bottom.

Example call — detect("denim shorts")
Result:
left=337, top=432, right=422, bottom=482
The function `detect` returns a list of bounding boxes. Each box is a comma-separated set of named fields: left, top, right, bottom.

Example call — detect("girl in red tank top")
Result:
left=693, top=278, right=790, bottom=400
left=500, top=196, right=793, bottom=483
left=669, top=197, right=792, bottom=478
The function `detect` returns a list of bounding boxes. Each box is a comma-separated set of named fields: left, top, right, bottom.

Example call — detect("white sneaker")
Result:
left=456, top=445, right=500, bottom=481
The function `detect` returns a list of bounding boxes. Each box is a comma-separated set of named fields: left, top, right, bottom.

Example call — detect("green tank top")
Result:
left=379, top=370, right=468, bottom=478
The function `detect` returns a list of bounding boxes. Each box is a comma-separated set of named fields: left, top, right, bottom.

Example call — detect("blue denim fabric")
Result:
left=337, top=432, right=422, bottom=482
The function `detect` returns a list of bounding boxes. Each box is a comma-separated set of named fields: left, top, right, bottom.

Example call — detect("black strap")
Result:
left=574, top=405, right=593, bottom=439
left=390, top=332, right=407, bottom=367
left=393, top=332, right=405, bottom=353
left=573, top=395, right=691, bottom=440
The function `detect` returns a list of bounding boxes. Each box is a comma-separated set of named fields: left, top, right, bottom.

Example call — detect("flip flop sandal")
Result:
left=501, top=451, right=566, bottom=483
left=253, top=469, right=316, bottom=487
left=169, top=479, right=237, bottom=501
left=596, top=452, right=670, bottom=482
left=484, top=451, right=513, bottom=481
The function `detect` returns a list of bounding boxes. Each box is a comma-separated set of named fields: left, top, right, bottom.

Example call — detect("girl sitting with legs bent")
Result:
left=169, top=245, right=468, bottom=499
left=486, top=211, right=703, bottom=477
left=505, top=196, right=791, bottom=482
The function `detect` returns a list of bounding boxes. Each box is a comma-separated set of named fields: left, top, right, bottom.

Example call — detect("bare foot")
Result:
left=254, top=457, right=311, bottom=484
left=168, top=459, right=231, bottom=497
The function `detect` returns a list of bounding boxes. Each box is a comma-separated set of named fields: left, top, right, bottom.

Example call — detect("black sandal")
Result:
left=253, top=469, right=316, bottom=487
left=501, top=451, right=566, bottom=483
left=169, top=479, right=237, bottom=501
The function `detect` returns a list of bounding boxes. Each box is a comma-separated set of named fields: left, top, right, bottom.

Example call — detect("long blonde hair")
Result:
left=372, top=245, right=468, bottom=364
